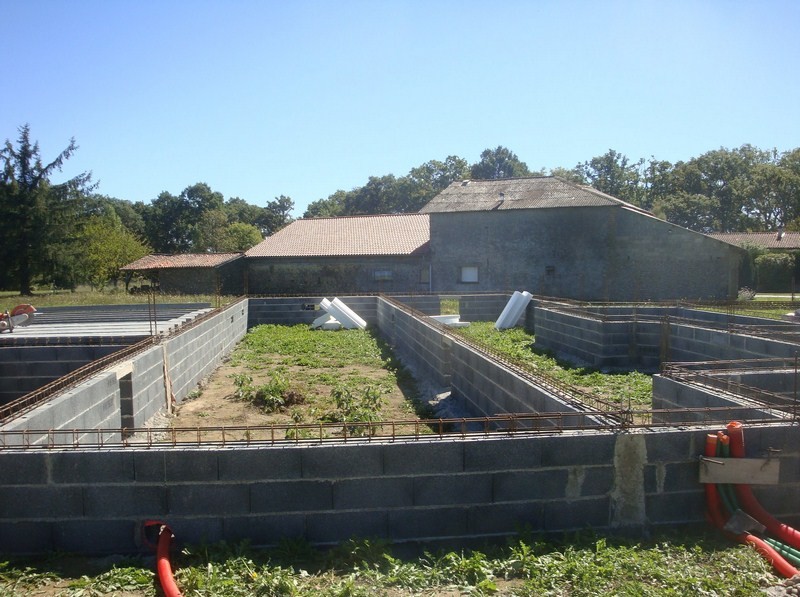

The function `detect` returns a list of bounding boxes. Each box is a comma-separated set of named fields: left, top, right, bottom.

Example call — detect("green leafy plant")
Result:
left=454, top=322, right=653, bottom=408
left=326, top=385, right=384, bottom=436
left=230, top=373, right=255, bottom=402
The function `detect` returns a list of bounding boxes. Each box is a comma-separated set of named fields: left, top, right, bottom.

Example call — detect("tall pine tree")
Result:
left=1, top=124, right=94, bottom=294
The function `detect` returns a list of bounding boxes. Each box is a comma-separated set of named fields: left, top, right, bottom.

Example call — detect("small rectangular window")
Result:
left=420, top=267, right=430, bottom=284
left=461, top=266, right=479, bottom=283
left=373, top=269, right=393, bottom=281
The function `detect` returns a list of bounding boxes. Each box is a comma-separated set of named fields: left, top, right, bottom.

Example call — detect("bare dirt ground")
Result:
left=152, top=348, right=455, bottom=444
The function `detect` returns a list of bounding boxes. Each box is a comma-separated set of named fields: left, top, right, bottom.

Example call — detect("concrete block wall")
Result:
left=1, top=371, right=121, bottom=446
left=248, top=296, right=379, bottom=327
left=162, top=301, right=248, bottom=403
left=533, top=308, right=607, bottom=366
left=0, top=345, right=126, bottom=405
left=448, top=340, right=595, bottom=424
left=375, top=297, right=598, bottom=423
left=651, top=376, right=783, bottom=423
left=665, top=322, right=800, bottom=363
left=458, top=294, right=511, bottom=323
left=130, top=345, right=167, bottom=427
left=2, top=425, right=797, bottom=555
left=535, top=305, right=800, bottom=370
left=389, top=295, right=444, bottom=315
left=1, top=302, right=248, bottom=440
left=376, top=298, right=451, bottom=388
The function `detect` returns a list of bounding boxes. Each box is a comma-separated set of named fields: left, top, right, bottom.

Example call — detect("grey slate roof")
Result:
left=419, top=176, right=650, bottom=214
left=245, top=213, right=430, bottom=258
left=708, top=232, right=800, bottom=250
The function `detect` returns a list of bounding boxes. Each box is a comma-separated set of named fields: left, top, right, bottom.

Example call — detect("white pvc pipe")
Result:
left=318, top=298, right=363, bottom=329
left=495, top=291, right=522, bottom=330
left=331, top=298, right=367, bottom=329
left=495, top=291, right=532, bottom=330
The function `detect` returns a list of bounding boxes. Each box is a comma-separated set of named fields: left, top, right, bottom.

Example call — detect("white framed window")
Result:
left=460, top=266, right=479, bottom=283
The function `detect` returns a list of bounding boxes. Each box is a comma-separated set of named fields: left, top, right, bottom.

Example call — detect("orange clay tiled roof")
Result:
left=121, top=253, right=243, bottom=271
left=707, top=232, right=800, bottom=250
left=245, top=214, right=430, bottom=258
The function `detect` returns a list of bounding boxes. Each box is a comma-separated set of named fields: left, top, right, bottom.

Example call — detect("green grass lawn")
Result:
left=0, top=288, right=237, bottom=311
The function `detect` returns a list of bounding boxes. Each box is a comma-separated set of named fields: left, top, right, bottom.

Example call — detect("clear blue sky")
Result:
left=3, top=0, right=799, bottom=217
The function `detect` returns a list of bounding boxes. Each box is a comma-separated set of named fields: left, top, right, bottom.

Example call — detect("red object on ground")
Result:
left=703, top=432, right=798, bottom=578
left=726, top=421, right=800, bottom=551
left=156, top=524, right=183, bottom=597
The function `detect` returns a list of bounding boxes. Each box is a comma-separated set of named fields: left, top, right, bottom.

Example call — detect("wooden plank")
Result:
left=699, top=457, right=780, bottom=485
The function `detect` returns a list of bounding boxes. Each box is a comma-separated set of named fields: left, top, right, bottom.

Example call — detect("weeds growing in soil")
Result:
left=455, top=322, right=653, bottom=408
left=1, top=529, right=777, bottom=596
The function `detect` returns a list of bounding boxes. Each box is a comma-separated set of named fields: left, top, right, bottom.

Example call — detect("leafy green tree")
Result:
left=261, top=195, right=295, bottom=234
left=88, top=194, right=146, bottom=238
left=79, top=213, right=150, bottom=290
left=224, top=196, right=266, bottom=227
left=652, top=191, right=719, bottom=232
left=549, top=166, right=586, bottom=185
left=140, top=182, right=228, bottom=252
left=470, top=146, right=532, bottom=179
left=402, top=156, right=470, bottom=211
left=578, top=149, right=645, bottom=206
left=343, top=175, right=403, bottom=215
left=0, top=124, right=94, bottom=294
left=641, top=158, right=675, bottom=211
left=740, top=162, right=798, bottom=231
left=181, top=182, right=224, bottom=213
left=754, top=252, right=795, bottom=292
left=222, top=222, right=262, bottom=251
left=142, top=190, right=192, bottom=252
left=304, top=190, right=347, bottom=218
left=191, top=209, right=230, bottom=252
left=671, top=146, right=772, bottom=232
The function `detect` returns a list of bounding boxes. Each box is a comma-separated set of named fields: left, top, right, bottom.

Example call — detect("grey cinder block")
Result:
left=413, top=473, right=492, bottom=506
left=168, top=484, right=249, bottom=515
left=0, top=486, right=84, bottom=518
left=383, top=441, right=464, bottom=475
left=468, top=502, right=545, bottom=535
left=218, top=447, right=303, bottom=481
left=84, top=485, right=168, bottom=517
left=306, top=510, right=388, bottom=543
left=540, top=433, right=616, bottom=467
left=543, top=497, right=610, bottom=531
left=464, top=437, right=543, bottom=471
left=334, top=477, right=413, bottom=509
left=388, top=507, right=468, bottom=540
left=50, top=451, right=135, bottom=484
left=223, top=514, right=305, bottom=545
left=164, top=450, right=219, bottom=482
left=250, top=480, right=333, bottom=513
left=493, top=469, right=569, bottom=502
left=301, top=444, right=383, bottom=479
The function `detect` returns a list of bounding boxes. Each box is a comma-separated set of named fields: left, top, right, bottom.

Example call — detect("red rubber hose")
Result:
left=726, top=421, right=800, bottom=551
left=156, top=525, right=183, bottom=597
left=703, top=433, right=798, bottom=578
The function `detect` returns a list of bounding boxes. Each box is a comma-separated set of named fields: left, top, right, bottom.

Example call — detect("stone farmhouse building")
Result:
left=244, top=214, right=431, bottom=295
left=419, top=177, right=743, bottom=301
left=121, top=252, right=244, bottom=295
left=125, top=177, right=744, bottom=301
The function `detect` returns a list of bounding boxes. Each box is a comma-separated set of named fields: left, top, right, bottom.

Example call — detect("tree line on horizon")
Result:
left=2, top=123, right=799, bottom=294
